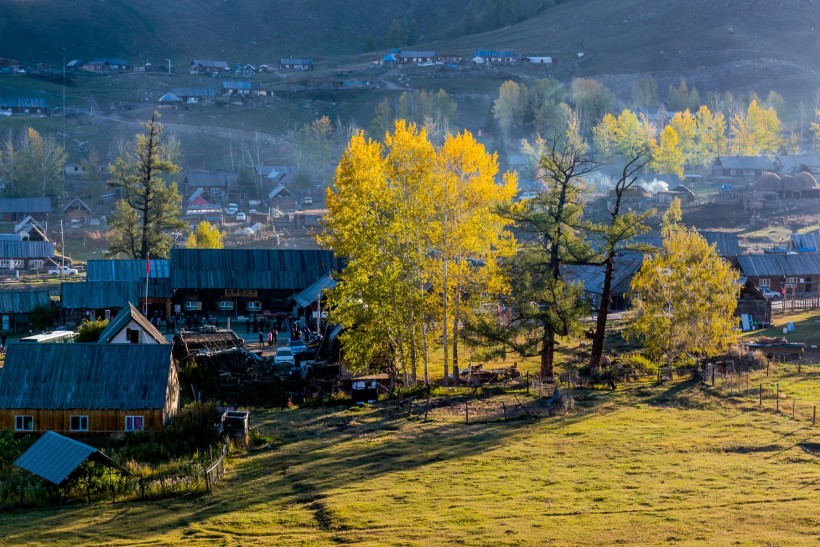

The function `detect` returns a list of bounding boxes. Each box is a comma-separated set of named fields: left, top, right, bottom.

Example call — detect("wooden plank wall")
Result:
left=0, top=409, right=165, bottom=433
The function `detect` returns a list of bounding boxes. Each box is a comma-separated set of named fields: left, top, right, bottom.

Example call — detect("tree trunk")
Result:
left=541, top=324, right=556, bottom=381
left=590, top=256, right=615, bottom=372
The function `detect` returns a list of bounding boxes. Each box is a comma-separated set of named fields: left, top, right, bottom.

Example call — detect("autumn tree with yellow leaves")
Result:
left=319, top=121, right=517, bottom=384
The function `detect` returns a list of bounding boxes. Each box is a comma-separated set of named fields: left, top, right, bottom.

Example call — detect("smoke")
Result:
left=641, top=179, right=669, bottom=193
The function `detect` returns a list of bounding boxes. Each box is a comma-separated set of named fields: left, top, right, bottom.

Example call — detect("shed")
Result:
left=15, top=431, right=129, bottom=485
left=63, top=198, right=92, bottom=226
left=0, top=290, right=51, bottom=333
left=735, top=279, right=771, bottom=329
left=0, top=343, right=179, bottom=433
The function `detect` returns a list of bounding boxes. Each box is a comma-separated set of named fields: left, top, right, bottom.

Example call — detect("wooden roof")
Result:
left=97, top=303, right=169, bottom=344
left=0, top=343, right=174, bottom=410
left=0, top=290, right=50, bottom=313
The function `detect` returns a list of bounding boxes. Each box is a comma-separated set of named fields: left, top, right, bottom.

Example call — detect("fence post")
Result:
left=711, top=365, right=715, bottom=387
left=502, top=402, right=507, bottom=421
left=465, top=401, right=469, bottom=425
left=813, top=406, right=816, bottom=426
left=759, top=384, right=763, bottom=407
left=776, top=384, right=780, bottom=413
left=526, top=371, right=529, bottom=395
left=792, top=399, right=795, bottom=419
left=766, top=362, right=769, bottom=376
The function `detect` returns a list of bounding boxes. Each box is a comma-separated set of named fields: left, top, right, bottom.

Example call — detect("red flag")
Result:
left=146, top=253, right=150, bottom=275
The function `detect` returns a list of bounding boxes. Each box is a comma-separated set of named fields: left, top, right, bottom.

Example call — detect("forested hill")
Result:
left=0, top=0, right=552, bottom=64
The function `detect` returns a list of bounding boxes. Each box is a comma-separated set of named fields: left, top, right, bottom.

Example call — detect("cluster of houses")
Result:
left=378, top=48, right=554, bottom=67
left=0, top=247, right=342, bottom=435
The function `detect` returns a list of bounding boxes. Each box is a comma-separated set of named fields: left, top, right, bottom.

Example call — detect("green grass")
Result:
left=2, top=377, right=819, bottom=545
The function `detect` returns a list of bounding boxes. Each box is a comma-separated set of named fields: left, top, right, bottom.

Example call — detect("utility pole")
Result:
left=166, top=58, right=171, bottom=75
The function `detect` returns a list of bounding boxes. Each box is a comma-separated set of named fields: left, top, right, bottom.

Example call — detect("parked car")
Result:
left=288, top=339, right=308, bottom=355
left=303, top=196, right=313, bottom=206
left=224, top=203, right=238, bottom=215
left=760, top=287, right=782, bottom=300
left=48, top=265, right=79, bottom=275
left=236, top=212, right=246, bottom=222
left=273, top=347, right=295, bottom=366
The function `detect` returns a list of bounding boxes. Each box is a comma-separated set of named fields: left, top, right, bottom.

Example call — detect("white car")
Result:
left=48, top=266, right=79, bottom=275
left=273, top=347, right=295, bottom=366
left=224, top=203, right=238, bottom=215
left=236, top=212, right=246, bottom=222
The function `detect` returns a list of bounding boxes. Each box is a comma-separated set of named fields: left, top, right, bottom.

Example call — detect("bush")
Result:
left=725, top=346, right=768, bottom=371
left=75, top=317, right=109, bottom=342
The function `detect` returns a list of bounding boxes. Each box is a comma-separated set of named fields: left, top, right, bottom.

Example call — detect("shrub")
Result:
left=725, top=346, right=768, bottom=371
left=75, top=317, right=109, bottom=342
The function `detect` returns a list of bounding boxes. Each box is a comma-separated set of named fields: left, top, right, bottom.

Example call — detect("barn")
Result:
left=0, top=343, right=179, bottom=434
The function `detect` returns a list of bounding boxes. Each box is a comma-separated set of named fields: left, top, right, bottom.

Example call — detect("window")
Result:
left=15, top=415, right=33, bottom=431
left=730, top=169, right=737, bottom=176
left=70, top=415, right=89, bottom=431
left=218, top=300, right=234, bottom=311
left=0, top=260, right=9, bottom=268
left=29, top=260, right=44, bottom=268
left=786, top=277, right=797, bottom=284
left=184, top=301, right=202, bottom=311
left=247, top=301, right=262, bottom=312
left=759, top=279, right=770, bottom=288
left=126, top=328, right=140, bottom=344
left=125, top=415, right=144, bottom=432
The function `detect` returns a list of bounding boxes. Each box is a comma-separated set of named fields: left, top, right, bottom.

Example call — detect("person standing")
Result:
left=259, top=330, right=264, bottom=348
left=267, top=329, right=274, bottom=347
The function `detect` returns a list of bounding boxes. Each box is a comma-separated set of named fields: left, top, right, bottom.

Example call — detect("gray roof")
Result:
left=97, top=303, right=169, bottom=344
left=776, top=155, right=820, bottom=172
left=293, top=275, right=337, bottom=308
left=170, top=87, right=218, bottom=98
left=0, top=97, right=49, bottom=109
left=158, top=92, right=182, bottom=103
left=715, top=156, right=774, bottom=170
left=0, top=290, right=50, bottom=313
left=15, top=431, right=127, bottom=485
left=737, top=254, right=820, bottom=277
left=86, top=259, right=170, bottom=281
left=184, top=172, right=237, bottom=188
left=562, top=254, right=645, bottom=296
left=171, top=249, right=337, bottom=290
left=792, top=233, right=820, bottom=252
left=61, top=281, right=141, bottom=309
left=222, top=81, right=261, bottom=90
left=0, top=197, right=52, bottom=214
left=398, top=51, right=437, bottom=59
left=191, top=60, right=230, bottom=69
left=699, top=231, right=741, bottom=258
left=63, top=197, right=91, bottom=213
left=0, top=343, right=174, bottom=410
left=280, top=58, right=313, bottom=65
left=0, top=240, right=55, bottom=258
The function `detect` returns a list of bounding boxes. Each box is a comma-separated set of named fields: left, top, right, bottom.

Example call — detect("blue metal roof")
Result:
left=293, top=275, right=337, bottom=308
left=15, top=431, right=127, bottom=485
left=171, top=249, right=338, bottom=290
left=0, top=343, right=174, bottom=410
left=86, top=259, right=170, bottom=281
left=0, top=197, right=52, bottom=213
left=0, top=240, right=54, bottom=258
left=0, top=98, right=49, bottom=109
left=0, top=290, right=50, bottom=313
left=61, top=281, right=140, bottom=309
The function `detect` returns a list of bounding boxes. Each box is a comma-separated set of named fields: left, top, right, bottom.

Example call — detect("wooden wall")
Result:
left=0, top=409, right=165, bottom=433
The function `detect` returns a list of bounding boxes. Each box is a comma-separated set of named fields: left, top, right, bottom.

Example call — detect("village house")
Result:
left=735, top=279, right=772, bottom=330
left=63, top=198, right=92, bottom=227
left=398, top=51, right=437, bottom=64
left=14, top=216, right=48, bottom=241
left=96, top=303, right=169, bottom=344
left=527, top=56, right=552, bottom=64
left=791, top=232, right=820, bottom=253
left=0, top=343, right=179, bottom=434
left=183, top=172, right=238, bottom=201
left=0, top=290, right=51, bottom=333
left=170, top=87, right=219, bottom=105
left=170, top=248, right=338, bottom=318
left=222, top=81, right=265, bottom=97
left=78, top=58, right=131, bottom=74
left=0, top=197, right=52, bottom=223
left=473, top=49, right=518, bottom=64
left=157, top=92, right=182, bottom=108
left=655, top=185, right=696, bottom=207
left=0, top=236, right=56, bottom=271
left=0, top=97, right=50, bottom=115
left=61, top=258, right=172, bottom=323
left=279, top=58, right=313, bottom=71
left=775, top=155, right=820, bottom=176
left=712, top=156, right=774, bottom=180
left=561, top=253, right=645, bottom=311
left=184, top=189, right=224, bottom=226
left=190, top=60, right=231, bottom=75
left=268, top=184, right=299, bottom=213
left=737, top=254, right=820, bottom=297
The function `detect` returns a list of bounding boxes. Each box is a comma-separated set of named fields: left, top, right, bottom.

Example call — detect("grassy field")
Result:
left=1, top=371, right=818, bottom=545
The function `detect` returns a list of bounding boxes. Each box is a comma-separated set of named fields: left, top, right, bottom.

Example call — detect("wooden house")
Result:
left=0, top=343, right=179, bottom=433
left=775, top=155, right=820, bottom=176
left=279, top=58, right=313, bottom=71
left=189, top=60, right=230, bottom=75
left=222, top=81, right=264, bottom=96
left=170, top=87, right=219, bottom=105
left=712, top=156, right=774, bottom=180
left=0, top=197, right=52, bottom=222
left=473, top=49, right=518, bottom=64
left=398, top=51, right=437, bottom=64
left=0, top=290, right=51, bottom=333
left=737, top=254, right=820, bottom=297
left=14, top=216, right=48, bottom=241
left=170, top=248, right=338, bottom=317
left=268, top=184, right=299, bottom=212
left=183, top=172, right=238, bottom=200
left=96, top=303, right=169, bottom=344
left=0, top=97, right=50, bottom=115
left=0, top=237, right=56, bottom=271
left=78, top=58, right=130, bottom=73
left=63, top=198, right=92, bottom=227
left=735, top=279, right=771, bottom=329
left=61, top=259, right=171, bottom=323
